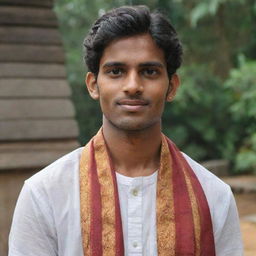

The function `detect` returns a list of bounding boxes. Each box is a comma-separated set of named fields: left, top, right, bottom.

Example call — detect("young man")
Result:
left=9, top=6, right=243, bottom=256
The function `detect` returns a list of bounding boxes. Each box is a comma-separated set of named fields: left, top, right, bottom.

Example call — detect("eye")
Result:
left=142, top=68, right=159, bottom=77
left=107, top=68, right=123, bottom=77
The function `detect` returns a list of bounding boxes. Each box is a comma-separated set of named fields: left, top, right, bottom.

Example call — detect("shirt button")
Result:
left=133, top=242, right=138, bottom=248
left=131, top=188, right=138, bottom=196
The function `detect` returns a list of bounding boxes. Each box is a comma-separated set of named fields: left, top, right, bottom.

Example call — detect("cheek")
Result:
left=97, top=79, right=118, bottom=100
left=152, top=90, right=168, bottom=112
left=98, top=90, right=115, bottom=112
left=149, top=79, right=169, bottom=96
left=153, top=87, right=168, bottom=103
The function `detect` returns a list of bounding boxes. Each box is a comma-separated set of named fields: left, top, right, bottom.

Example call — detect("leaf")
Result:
left=190, top=2, right=209, bottom=27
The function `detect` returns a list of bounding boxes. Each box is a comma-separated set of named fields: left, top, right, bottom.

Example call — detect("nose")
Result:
left=123, top=71, right=143, bottom=95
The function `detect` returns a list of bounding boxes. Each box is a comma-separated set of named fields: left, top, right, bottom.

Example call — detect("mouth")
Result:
left=117, top=99, right=149, bottom=112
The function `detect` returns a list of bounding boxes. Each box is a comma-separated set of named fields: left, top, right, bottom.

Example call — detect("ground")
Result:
left=235, top=193, right=256, bottom=256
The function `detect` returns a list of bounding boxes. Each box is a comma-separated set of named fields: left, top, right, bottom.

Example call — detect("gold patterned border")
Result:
left=79, top=141, right=91, bottom=255
left=156, top=135, right=176, bottom=256
left=93, top=130, right=116, bottom=256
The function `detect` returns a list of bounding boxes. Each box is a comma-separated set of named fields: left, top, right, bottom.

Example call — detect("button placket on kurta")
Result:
left=127, top=177, right=143, bottom=255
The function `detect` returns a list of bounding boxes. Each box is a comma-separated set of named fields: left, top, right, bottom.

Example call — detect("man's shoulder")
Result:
left=25, top=147, right=84, bottom=192
left=182, top=152, right=236, bottom=230
left=182, top=152, right=231, bottom=195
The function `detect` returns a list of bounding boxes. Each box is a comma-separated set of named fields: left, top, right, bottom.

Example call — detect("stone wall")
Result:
left=0, top=1, right=79, bottom=254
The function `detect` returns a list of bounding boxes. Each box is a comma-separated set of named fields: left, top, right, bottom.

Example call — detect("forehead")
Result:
left=99, top=33, right=166, bottom=67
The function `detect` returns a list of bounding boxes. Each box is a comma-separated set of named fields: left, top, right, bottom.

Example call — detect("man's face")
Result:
left=86, top=33, right=179, bottom=131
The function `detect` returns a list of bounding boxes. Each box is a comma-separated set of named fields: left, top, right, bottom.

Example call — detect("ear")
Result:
left=85, top=72, right=99, bottom=100
left=166, top=73, right=180, bottom=102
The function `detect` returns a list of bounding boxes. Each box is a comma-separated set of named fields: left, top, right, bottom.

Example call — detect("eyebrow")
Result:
left=102, top=61, right=164, bottom=68
left=139, top=62, right=164, bottom=68
left=102, top=62, right=125, bottom=68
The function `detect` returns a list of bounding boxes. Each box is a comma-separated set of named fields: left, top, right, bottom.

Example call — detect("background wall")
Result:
left=0, top=1, right=78, bottom=254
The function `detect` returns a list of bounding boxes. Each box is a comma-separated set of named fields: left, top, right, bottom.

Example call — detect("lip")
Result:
left=117, top=99, right=149, bottom=112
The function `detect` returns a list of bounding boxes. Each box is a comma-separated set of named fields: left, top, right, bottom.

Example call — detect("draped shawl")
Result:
left=80, top=129, right=215, bottom=255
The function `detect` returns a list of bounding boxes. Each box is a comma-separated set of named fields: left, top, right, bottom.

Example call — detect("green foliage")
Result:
left=163, top=64, right=233, bottom=161
left=225, top=59, right=256, bottom=173
left=190, top=0, right=246, bottom=27
left=235, top=135, right=256, bottom=173
left=190, top=0, right=224, bottom=27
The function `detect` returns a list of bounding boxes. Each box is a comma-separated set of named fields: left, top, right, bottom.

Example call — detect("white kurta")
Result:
left=9, top=148, right=243, bottom=256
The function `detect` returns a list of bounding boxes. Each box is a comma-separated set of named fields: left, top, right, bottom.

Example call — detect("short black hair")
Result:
left=84, top=5, right=182, bottom=78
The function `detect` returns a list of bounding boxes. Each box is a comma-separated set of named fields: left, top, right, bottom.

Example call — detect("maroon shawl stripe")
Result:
left=180, top=152, right=216, bottom=255
left=89, top=140, right=103, bottom=256
left=167, top=139, right=196, bottom=254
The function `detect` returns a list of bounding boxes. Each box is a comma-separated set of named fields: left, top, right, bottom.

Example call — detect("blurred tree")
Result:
left=163, top=64, right=233, bottom=161
left=182, top=0, right=255, bottom=78
left=54, top=0, right=256, bottom=173
left=225, top=57, right=256, bottom=173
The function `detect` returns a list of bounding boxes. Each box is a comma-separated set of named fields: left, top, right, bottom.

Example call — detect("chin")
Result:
left=110, top=119, right=158, bottom=132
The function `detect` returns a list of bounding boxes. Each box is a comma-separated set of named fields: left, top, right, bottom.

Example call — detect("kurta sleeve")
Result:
left=214, top=187, right=243, bottom=256
left=8, top=181, right=58, bottom=256
left=181, top=152, right=244, bottom=256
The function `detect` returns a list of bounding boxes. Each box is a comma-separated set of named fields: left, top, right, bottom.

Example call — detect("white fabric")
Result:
left=116, top=171, right=158, bottom=255
left=9, top=147, right=243, bottom=256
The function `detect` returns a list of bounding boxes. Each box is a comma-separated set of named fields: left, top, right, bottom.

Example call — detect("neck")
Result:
left=102, top=119, right=162, bottom=177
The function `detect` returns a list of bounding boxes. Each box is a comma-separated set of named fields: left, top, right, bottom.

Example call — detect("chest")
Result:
left=116, top=173, right=158, bottom=256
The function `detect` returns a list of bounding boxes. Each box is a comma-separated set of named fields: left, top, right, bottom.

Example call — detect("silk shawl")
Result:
left=79, top=129, right=215, bottom=255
